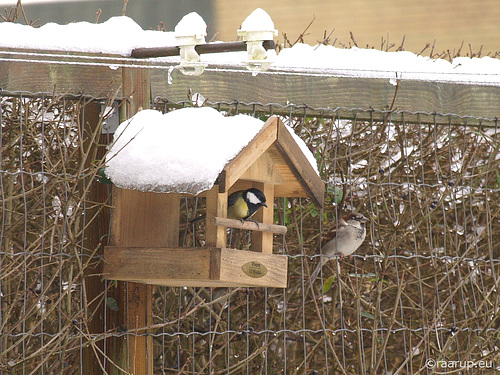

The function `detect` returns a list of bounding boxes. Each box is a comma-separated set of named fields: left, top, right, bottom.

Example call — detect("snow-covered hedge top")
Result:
left=0, top=16, right=176, bottom=56
left=105, top=107, right=318, bottom=195
left=0, top=12, right=499, bottom=84
left=274, top=44, right=500, bottom=84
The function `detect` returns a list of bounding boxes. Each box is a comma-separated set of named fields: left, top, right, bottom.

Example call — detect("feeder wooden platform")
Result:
left=104, top=246, right=287, bottom=287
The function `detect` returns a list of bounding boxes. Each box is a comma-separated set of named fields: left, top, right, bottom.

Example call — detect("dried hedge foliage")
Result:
left=1, top=94, right=499, bottom=374
left=0, top=94, right=108, bottom=374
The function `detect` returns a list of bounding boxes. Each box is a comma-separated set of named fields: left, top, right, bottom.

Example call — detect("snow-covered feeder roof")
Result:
left=105, top=108, right=324, bottom=206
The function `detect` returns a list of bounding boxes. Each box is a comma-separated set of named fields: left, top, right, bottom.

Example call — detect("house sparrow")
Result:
left=310, top=212, right=369, bottom=283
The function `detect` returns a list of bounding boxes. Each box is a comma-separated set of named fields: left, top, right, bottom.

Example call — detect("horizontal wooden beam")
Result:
left=153, top=67, right=500, bottom=122
left=2, top=48, right=499, bottom=121
left=211, top=216, right=287, bottom=234
left=0, top=48, right=126, bottom=97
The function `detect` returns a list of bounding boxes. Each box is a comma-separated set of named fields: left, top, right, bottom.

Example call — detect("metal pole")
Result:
left=131, top=40, right=275, bottom=58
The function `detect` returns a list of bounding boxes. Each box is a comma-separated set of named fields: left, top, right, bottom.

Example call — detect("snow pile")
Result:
left=0, top=16, right=176, bottom=56
left=174, top=12, right=207, bottom=38
left=105, top=108, right=263, bottom=194
left=240, top=8, right=275, bottom=32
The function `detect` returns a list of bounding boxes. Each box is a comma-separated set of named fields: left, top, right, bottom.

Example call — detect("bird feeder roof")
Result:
left=105, top=107, right=324, bottom=206
left=218, top=116, right=324, bottom=207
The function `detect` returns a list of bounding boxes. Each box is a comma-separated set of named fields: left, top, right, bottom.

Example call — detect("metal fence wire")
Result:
left=0, top=92, right=499, bottom=374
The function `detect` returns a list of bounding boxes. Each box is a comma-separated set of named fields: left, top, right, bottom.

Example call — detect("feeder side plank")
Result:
left=219, top=248, right=288, bottom=288
left=104, top=247, right=211, bottom=281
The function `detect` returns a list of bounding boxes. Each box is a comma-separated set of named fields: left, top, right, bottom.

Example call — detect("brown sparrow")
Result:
left=310, top=212, right=369, bottom=283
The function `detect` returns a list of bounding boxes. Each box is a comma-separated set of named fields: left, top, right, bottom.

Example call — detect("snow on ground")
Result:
left=0, top=10, right=499, bottom=85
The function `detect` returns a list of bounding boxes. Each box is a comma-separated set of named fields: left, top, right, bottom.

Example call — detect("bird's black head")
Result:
left=244, top=188, right=268, bottom=213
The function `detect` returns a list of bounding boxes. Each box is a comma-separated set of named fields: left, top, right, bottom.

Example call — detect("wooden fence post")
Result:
left=106, top=66, right=161, bottom=375
left=82, top=101, right=110, bottom=374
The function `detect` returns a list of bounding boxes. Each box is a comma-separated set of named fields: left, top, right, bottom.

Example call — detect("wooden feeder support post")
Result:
left=106, top=65, right=178, bottom=375
left=82, top=102, right=110, bottom=374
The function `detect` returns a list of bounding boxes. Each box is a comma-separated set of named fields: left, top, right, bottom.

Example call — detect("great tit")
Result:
left=190, top=188, right=267, bottom=223
left=227, top=188, right=268, bottom=221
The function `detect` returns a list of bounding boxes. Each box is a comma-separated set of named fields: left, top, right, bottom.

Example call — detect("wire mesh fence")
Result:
left=0, top=92, right=110, bottom=374
left=1, top=91, right=498, bottom=374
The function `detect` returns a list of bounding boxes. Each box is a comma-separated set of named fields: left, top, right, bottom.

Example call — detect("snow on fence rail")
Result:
left=2, top=46, right=500, bottom=121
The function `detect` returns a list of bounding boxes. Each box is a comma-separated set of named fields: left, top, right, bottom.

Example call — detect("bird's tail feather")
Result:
left=309, top=254, right=339, bottom=283
left=310, top=262, right=322, bottom=284
left=310, top=256, right=327, bottom=283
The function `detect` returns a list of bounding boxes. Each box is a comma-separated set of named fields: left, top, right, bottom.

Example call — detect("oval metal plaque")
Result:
left=241, top=261, right=268, bottom=278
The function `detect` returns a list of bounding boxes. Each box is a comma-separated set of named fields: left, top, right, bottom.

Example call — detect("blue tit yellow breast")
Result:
left=227, top=197, right=250, bottom=220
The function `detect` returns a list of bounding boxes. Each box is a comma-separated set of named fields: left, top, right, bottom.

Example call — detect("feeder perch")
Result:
left=102, top=116, right=324, bottom=287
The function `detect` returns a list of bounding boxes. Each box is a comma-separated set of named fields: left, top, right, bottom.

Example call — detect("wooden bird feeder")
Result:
left=103, top=116, right=324, bottom=287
